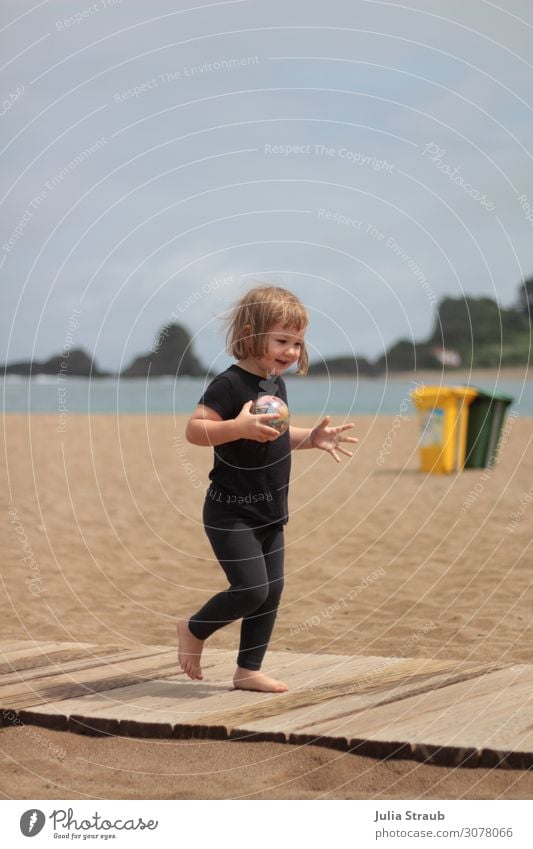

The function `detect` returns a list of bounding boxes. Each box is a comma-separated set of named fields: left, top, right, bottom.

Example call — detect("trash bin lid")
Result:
left=411, top=385, right=478, bottom=405
left=464, top=386, right=514, bottom=403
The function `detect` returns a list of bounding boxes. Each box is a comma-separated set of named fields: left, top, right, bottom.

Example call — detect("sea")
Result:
left=2, top=375, right=531, bottom=416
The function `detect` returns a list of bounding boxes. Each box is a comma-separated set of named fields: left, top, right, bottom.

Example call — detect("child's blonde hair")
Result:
left=225, top=285, right=309, bottom=375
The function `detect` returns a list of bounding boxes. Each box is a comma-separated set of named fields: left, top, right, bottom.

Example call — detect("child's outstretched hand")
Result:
left=310, top=416, right=358, bottom=462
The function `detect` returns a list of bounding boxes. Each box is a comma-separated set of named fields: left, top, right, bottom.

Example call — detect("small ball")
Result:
left=252, top=394, right=290, bottom=434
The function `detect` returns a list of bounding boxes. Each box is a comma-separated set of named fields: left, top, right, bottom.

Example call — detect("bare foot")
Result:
left=233, top=666, right=288, bottom=693
left=177, top=620, right=204, bottom=680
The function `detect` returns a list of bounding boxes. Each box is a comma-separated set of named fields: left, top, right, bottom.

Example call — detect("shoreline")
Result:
left=3, top=366, right=531, bottom=382
left=300, top=367, right=531, bottom=381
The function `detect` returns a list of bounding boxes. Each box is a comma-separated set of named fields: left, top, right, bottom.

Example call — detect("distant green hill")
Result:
left=309, top=294, right=531, bottom=375
left=426, top=296, right=530, bottom=367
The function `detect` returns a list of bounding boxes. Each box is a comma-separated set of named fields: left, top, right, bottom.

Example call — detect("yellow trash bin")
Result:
left=411, top=386, right=478, bottom=474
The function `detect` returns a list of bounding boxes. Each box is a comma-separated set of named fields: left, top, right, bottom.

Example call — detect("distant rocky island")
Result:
left=120, top=324, right=204, bottom=378
left=3, top=348, right=109, bottom=378
left=3, top=292, right=531, bottom=378
left=2, top=322, right=205, bottom=379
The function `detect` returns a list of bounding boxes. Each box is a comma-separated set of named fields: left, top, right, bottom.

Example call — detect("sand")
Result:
left=1, top=410, right=532, bottom=799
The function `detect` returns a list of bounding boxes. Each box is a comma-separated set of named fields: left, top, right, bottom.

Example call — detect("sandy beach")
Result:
left=1, top=410, right=532, bottom=799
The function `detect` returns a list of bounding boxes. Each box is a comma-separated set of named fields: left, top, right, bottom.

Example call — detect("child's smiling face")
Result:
left=257, top=322, right=305, bottom=376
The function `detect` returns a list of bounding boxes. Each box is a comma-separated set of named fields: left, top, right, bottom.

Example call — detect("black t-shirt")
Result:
left=198, top=364, right=291, bottom=526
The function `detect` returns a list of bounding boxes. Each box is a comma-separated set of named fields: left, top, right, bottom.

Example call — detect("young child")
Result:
left=178, top=285, right=357, bottom=693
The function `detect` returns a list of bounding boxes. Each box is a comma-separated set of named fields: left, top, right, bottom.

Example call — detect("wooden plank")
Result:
left=19, top=650, right=307, bottom=722
left=15, top=649, right=241, bottom=735
left=20, top=651, right=375, bottom=731
left=0, top=644, right=119, bottom=675
left=0, top=645, right=177, bottom=693
left=21, top=653, right=498, bottom=739
left=0, top=640, right=96, bottom=653
left=327, top=665, right=533, bottom=747
left=0, top=645, right=174, bottom=685
left=0, top=642, right=94, bottom=665
left=0, top=640, right=53, bottom=656
left=5, top=642, right=533, bottom=767
left=274, top=665, right=533, bottom=767
left=201, top=657, right=503, bottom=729
left=0, top=649, right=180, bottom=710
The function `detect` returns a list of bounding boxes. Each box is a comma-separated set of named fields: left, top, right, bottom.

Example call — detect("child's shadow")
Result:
left=38, top=679, right=229, bottom=709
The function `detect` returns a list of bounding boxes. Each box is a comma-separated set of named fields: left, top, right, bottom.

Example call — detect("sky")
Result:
left=2, top=0, right=533, bottom=374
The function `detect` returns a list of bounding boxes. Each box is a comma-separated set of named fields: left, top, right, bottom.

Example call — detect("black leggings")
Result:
left=188, top=500, right=285, bottom=670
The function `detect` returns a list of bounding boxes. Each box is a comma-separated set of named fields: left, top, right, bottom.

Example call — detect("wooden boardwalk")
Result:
left=1, top=641, right=532, bottom=769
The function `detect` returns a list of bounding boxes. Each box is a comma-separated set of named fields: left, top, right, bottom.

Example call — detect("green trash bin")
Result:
left=464, top=389, right=514, bottom=469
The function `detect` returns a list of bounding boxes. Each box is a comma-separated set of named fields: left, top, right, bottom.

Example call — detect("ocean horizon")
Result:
left=3, top=374, right=530, bottom=416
